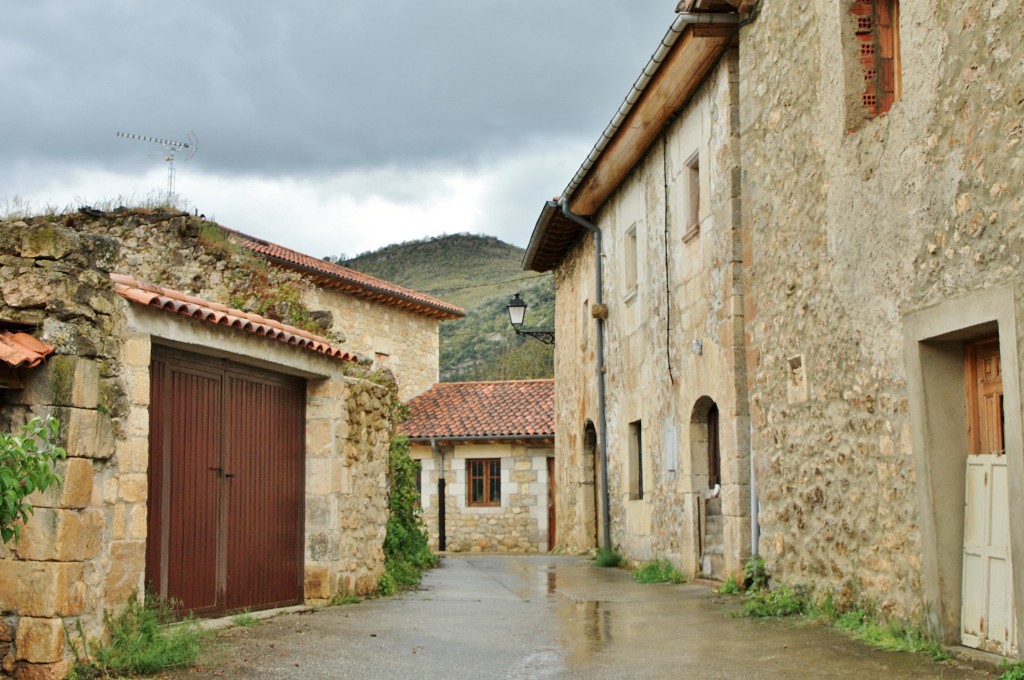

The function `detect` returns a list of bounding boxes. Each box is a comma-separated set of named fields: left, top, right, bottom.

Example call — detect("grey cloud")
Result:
left=2, top=1, right=672, bottom=180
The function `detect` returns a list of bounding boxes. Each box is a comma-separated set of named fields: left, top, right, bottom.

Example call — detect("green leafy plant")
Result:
left=718, top=573, right=743, bottom=594
left=632, top=559, right=686, bottom=584
left=743, top=555, right=769, bottom=591
left=68, top=593, right=208, bottom=678
left=999, top=661, right=1024, bottom=680
left=0, top=415, right=66, bottom=543
left=740, top=585, right=806, bottom=617
left=379, top=436, right=436, bottom=595
left=594, top=547, right=625, bottom=568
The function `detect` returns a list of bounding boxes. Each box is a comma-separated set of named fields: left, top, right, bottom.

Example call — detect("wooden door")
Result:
left=147, top=348, right=305, bottom=616
left=961, top=338, right=1016, bottom=656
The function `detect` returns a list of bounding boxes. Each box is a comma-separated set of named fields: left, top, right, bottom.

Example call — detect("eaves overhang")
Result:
left=523, top=17, right=737, bottom=273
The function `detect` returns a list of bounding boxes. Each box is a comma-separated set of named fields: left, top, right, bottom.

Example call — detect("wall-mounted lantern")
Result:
left=506, top=293, right=555, bottom=345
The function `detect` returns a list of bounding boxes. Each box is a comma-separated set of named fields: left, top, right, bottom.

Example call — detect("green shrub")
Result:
left=632, top=560, right=686, bottom=584
left=69, top=593, right=208, bottom=678
left=594, top=547, right=625, bottom=568
left=743, top=555, right=768, bottom=591
left=379, top=436, right=436, bottom=594
left=1, top=415, right=66, bottom=543
left=740, top=585, right=805, bottom=617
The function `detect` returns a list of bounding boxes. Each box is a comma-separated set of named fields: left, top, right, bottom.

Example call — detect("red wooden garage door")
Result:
left=146, top=347, right=305, bottom=616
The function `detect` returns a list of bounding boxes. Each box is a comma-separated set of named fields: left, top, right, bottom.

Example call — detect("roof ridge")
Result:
left=224, top=228, right=464, bottom=319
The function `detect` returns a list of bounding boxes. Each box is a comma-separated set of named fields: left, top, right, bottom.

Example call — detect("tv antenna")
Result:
left=116, top=131, right=199, bottom=202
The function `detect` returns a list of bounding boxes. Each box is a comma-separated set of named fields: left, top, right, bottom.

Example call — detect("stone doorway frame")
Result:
left=903, top=283, right=1024, bottom=655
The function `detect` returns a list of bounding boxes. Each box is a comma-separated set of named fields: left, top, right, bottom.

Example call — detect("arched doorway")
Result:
left=690, top=396, right=723, bottom=577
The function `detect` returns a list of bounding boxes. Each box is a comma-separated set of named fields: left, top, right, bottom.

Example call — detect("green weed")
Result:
left=999, top=661, right=1024, bottom=680
left=743, top=555, right=769, bottom=591
left=230, top=611, right=260, bottom=628
left=594, top=547, right=625, bottom=568
left=740, top=585, right=806, bottom=617
left=718, top=573, right=743, bottom=594
left=68, top=593, right=208, bottom=678
left=328, top=593, right=362, bottom=606
left=632, top=559, right=686, bottom=584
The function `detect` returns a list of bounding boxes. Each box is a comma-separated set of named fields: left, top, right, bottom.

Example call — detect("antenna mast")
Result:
left=116, top=131, right=199, bottom=203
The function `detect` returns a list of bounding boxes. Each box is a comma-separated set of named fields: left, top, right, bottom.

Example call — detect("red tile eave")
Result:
left=400, top=380, right=555, bottom=440
left=110, top=273, right=360, bottom=363
left=228, top=232, right=464, bottom=320
left=0, top=331, right=56, bottom=368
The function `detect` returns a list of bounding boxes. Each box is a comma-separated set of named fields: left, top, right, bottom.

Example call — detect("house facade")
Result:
left=523, top=11, right=749, bottom=578
left=0, top=210, right=460, bottom=676
left=527, top=0, right=1023, bottom=659
left=739, top=0, right=1024, bottom=656
left=401, top=380, right=555, bottom=553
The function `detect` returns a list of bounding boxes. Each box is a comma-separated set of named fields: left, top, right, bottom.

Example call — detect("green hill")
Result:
left=337, top=234, right=555, bottom=382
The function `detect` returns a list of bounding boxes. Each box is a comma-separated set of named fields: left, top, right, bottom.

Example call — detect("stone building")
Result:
left=739, top=0, right=1024, bottom=657
left=0, top=210, right=461, bottom=676
left=526, top=0, right=1023, bottom=659
left=522, top=8, right=749, bottom=578
left=401, top=380, right=555, bottom=553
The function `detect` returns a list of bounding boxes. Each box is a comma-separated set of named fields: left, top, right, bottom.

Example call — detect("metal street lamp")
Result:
left=506, top=293, right=555, bottom=345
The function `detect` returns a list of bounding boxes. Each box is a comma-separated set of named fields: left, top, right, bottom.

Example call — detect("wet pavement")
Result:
left=164, top=555, right=996, bottom=679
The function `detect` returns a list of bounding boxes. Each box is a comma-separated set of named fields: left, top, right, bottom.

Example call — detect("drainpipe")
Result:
left=559, top=199, right=612, bottom=552
left=750, top=422, right=759, bottom=556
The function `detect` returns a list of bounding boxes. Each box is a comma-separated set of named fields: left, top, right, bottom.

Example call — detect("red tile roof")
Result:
left=400, top=380, right=554, bottom=440
left=110, top=273, right=360, bottom=363
left=0, top=331, right=56, bottom=368
left=230, top=231, right=465, bottom=321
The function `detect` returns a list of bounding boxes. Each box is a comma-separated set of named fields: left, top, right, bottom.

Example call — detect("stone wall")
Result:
left=0, top=217, right=395, bottom=675
left=65, top=209, right=441, bottom=401
left=0, top=222, right=124, bottom=679
left=739, top=0, right=1024, bottom=620
left=552, top=50, right=749, bottom=578
left=412, top=442, right=553, bottom=553
left=303, top=287, right=440, bottom=401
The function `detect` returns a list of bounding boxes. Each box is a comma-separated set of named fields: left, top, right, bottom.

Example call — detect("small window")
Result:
left=624, top=224, right=638, bottom=295
left=687, top=154, right=700, bottom=228
left=467, top=458, right=501, bottom=507
left=628, top=420, right=644, bottom=500
left=852, top=0, right=900, bottom=118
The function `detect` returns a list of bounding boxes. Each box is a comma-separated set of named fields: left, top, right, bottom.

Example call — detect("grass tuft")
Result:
left=999, top=661, right=1024, bottom=680
left=230, top=612, right=260, bottom=628
left=594, top=547, right=625, bottom=568
left=632, top=559, right=686, bottom=584
left=68, top=593, right=208, bottom=679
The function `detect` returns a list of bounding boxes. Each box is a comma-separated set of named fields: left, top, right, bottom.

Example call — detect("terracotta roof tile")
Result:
left=230, top=231, right=465, bottom=320
left=110, top=273, right=360, bottom=363
left=400, top=380, right=554, bottom=440
left=0, top=331, right=56, bottom=368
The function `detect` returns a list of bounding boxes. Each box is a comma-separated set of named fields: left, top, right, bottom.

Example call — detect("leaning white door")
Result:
left=962, top=453, right=1017, bottom=656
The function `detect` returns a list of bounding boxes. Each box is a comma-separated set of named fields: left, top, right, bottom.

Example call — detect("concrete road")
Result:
left=165, top=555, right=996, bottom=679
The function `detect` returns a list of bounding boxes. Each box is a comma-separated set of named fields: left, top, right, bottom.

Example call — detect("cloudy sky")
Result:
left=2, top=2, right=676, bottom=259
